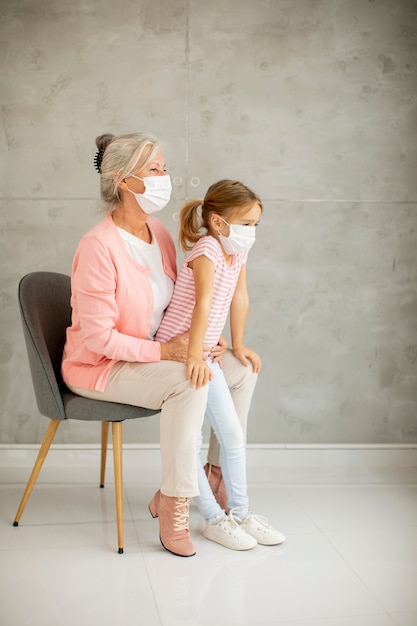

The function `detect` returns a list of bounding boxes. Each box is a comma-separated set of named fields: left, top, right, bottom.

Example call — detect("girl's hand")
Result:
left=187, top=356, right=213, bottom=388
left=232, top=345, right=262, bottom=373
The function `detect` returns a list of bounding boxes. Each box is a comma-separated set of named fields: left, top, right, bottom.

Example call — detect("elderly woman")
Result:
left=62, top=132, right=258, bottom=557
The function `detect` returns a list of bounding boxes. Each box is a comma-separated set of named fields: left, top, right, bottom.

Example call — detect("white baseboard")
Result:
left=1, top=443, right=416, bottom=485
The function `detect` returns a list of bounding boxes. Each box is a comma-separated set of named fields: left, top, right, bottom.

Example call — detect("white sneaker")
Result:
left=203, top=515, right=257, bottom=550
left=235, top=512, right=286, bottom=546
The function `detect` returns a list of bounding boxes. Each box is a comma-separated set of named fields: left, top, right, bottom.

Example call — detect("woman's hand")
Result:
left=160, top=333, right=190, bottom=363
left=232, top=345, right=262, bottom=373
left=187, top=356, right=213, bottom=388
left=209, top=335, right=228, bottom=365
left=159, top=333, right=211, bottom=365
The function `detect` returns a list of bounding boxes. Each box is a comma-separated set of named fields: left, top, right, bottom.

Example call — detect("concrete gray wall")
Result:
left=1, top=0, right=416, bottom=444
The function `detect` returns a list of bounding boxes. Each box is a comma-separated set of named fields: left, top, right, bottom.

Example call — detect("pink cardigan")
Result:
left=61, top=214, right=177, bottom=392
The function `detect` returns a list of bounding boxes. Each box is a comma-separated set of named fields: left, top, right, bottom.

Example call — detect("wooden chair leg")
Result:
left=100, top=422, right=109, bottom=488
left=13, top=419, right=60, bottom=526
left=112, top=421, right=124, bottom=554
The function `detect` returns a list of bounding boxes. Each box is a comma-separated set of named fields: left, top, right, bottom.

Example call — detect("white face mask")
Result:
left=218, top=218, right=256, bottom=254
left=128, top=174, right=172, bottom=214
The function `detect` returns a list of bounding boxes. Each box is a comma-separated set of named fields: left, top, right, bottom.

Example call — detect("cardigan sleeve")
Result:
left=71, top=235, right=162, bottom=363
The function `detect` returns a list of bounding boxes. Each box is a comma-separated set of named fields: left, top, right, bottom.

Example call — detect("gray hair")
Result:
left=95, top=131, right=161, bottom=212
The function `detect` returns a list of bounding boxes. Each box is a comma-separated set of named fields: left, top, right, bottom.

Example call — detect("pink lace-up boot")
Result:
left=149, top=490, right=196, bottom=557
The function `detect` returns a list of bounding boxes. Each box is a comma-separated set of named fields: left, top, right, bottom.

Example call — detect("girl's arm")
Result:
left=186, top=255, right=215, bottom=388
left=230, top=264, right=262, bottom=373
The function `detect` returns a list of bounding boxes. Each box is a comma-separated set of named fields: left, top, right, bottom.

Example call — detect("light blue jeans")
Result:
left=194, top=360, right=251, bottom=521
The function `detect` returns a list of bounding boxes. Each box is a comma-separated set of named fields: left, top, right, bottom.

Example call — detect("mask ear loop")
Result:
left=217, top=216, right=231, bottom=236
left=211, top=214, right=223, bottom=235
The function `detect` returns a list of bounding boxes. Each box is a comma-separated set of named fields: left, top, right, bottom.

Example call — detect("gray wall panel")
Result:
left=1, top=0, right=416, bottom=443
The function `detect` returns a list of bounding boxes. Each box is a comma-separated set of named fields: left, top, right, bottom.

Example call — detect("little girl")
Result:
left=156, top=179, right=285, bottom=550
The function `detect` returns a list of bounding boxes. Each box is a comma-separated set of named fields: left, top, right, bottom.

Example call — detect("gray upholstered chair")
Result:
left=13, top=271, right=159, bottom=553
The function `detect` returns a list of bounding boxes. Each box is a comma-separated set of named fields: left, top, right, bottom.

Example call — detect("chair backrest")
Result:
left=19, top=272, right=72, bottom=420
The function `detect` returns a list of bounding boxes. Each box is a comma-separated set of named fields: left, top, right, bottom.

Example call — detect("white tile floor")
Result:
left=1, top=449, right=417, bottom=626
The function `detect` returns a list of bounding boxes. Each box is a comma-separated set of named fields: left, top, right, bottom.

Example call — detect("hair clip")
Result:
left=94, top=148, right=105, bottom=173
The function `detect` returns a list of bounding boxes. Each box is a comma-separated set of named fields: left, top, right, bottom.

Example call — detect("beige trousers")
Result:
left=68, top=349, right=258, bottom=498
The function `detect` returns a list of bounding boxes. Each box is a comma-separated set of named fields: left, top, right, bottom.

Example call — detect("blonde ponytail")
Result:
left=179, top=200, right=205, bottom=251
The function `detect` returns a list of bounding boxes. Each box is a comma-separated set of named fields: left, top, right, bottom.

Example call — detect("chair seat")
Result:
left=62, top=388, right=159, bottom=422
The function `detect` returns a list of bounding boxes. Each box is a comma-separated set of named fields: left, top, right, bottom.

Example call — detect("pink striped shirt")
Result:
left=156, top=235, right=248, bottom=348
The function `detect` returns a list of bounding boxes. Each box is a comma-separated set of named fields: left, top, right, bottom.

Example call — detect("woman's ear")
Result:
left=115, top=172, right=128, bottom=191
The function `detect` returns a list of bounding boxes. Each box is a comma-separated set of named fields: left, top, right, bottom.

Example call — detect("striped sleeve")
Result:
left=186, top=236, right=222, bottom=266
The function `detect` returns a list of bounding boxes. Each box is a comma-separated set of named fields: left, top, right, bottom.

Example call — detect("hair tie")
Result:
left=94, top=148, right=105, bottom=173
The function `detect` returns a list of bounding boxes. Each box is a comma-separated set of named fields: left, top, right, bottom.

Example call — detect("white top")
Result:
left=117, top=227, right=174, bottom=339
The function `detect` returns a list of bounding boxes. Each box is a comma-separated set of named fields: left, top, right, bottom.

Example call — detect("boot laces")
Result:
left=173, top=497, right=189, bottom=532
left=206, top=463, right=222, bottom=492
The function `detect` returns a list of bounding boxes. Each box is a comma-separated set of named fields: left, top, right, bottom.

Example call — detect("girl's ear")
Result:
left=211, top=214, right=222, bottom=231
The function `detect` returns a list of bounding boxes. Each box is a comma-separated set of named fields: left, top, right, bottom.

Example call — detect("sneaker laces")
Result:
left=230, top=509, right=271, bottom=529
left=228, top=507, right=246, bottom=527
left=207, top=513, right=241, bottom=532
left=221, top=516, right=240, bottom=531
left=245, top=513, right=272, bottom=529
left=173, top=497, right=189, bottom=532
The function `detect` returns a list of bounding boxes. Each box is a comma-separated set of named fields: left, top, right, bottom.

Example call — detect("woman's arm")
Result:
left=229, top=265, right=262, bottom=373
left=72, top=238, right=163, bottom=362
left=186, top=255, right=215, bottom=387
